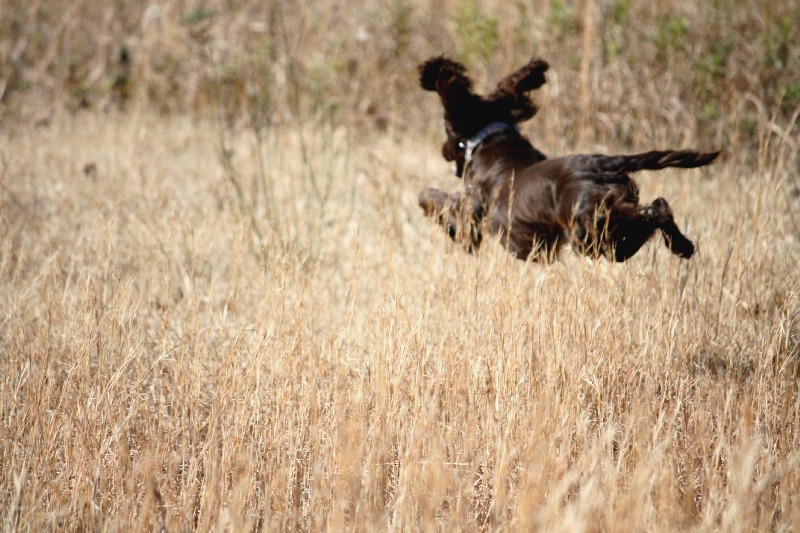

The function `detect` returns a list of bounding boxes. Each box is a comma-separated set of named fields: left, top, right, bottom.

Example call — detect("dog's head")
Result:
left=419, top=56, right=549, bottom=176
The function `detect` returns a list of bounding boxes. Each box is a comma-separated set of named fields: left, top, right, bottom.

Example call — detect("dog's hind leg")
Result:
left=651, top=198, right=694, bottom=258
left=419, top=187, right=483, bottom=252
left=608, top=198, right=693, bottom=261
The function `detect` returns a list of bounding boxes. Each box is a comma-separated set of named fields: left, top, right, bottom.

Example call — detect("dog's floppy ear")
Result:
left=418, top=56, right=473, bottom=95
left=418, top=57, right=444, bottom=91
left=489, top=57, right=549, bottom=99
left=514, top=58, right=549, bottom=92
left=487, top=57, right=549, bottom=124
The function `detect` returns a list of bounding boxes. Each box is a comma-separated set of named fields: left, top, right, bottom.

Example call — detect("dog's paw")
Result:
left=664, top=231, right=695, bottom=259
left=418, top=187, right=446, bottom=215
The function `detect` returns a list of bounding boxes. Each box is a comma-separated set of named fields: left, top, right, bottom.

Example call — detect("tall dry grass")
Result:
left=2, top=0, right=800, bottom=531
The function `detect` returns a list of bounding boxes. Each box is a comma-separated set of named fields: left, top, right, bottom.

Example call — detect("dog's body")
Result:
left=417, top=56, right=719, bottom=262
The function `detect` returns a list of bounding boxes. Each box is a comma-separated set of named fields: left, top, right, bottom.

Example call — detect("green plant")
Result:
left=549, top=0, right=579, bottom=42
left=783, top=81, right=800, bottom=107
left=761, top=15, right=793, bottom=71
left=701, top=101, right=718, bottom=120
left=455, top=0, right=498, bottom=63
left=758, top=13, right=799, bottom=112
left=183, top=6, right=215, bottom=26
left=695, top=38, right=735, bottom=81
left=604, top=0, right=631, bottom=58
left=651, top=14, right=688, bottom=65
left=693, top=37, right=736, bottom=105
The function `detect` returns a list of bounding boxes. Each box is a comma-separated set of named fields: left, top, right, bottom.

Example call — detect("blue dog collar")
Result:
left=463, top=122, right=519, bottom=163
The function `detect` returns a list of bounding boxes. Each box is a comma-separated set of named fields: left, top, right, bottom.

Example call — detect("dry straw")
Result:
left=2, top=0, right=799, bottom=530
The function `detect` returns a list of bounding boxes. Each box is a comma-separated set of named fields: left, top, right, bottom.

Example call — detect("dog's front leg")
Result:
left=418, top=187, right=483, bottom=252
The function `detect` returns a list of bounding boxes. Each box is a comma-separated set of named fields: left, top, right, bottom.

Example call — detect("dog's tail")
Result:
left=598, top=150, right=721, bottom=173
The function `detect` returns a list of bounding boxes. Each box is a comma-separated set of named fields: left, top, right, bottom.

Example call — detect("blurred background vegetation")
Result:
left=1, top=0, right=798, bottom=151
left=1, top=4, right=799, bottom=529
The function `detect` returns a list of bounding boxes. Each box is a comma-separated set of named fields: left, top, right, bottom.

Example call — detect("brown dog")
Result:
left=418, top=56, right=719, bottom=261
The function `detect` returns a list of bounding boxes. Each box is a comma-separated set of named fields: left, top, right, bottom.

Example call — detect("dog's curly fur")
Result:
left=419, top=56, right=549, bottom=176
left=418, top=55, right=720, bottom=262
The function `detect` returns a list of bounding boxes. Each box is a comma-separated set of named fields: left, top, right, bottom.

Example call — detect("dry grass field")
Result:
left=2, top=0, right=800, bottom=531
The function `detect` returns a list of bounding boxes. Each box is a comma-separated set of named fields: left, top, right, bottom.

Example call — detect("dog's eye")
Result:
left=458, top=140, right=466, bottom=150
